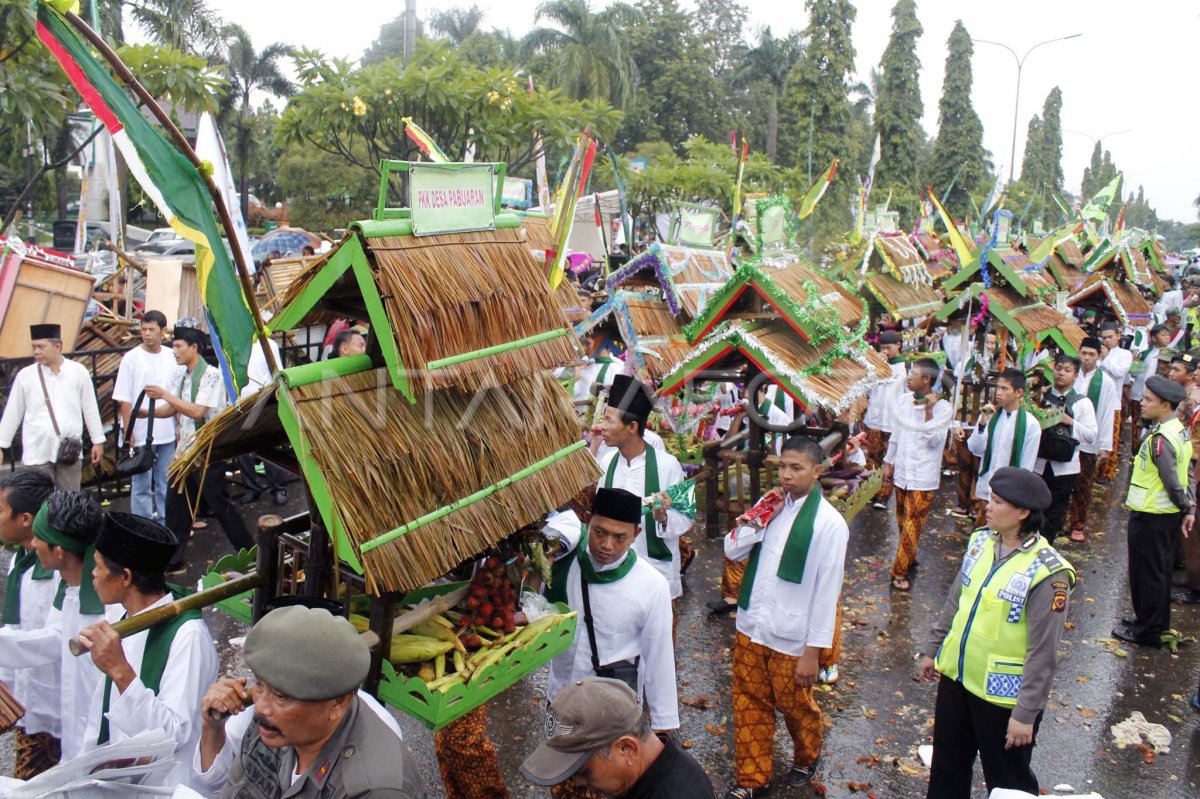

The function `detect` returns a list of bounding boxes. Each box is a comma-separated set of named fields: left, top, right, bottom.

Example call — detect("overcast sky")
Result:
left=203, top=0, right=1200, bottom=222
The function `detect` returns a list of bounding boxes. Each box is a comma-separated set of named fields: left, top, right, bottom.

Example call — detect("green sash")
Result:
left=737, top=489, right=821, bottom=610
left=604, top=447, right=671, bottom=561
left=2, top=549, right=55, bottom=625
left=52, top=547, right=104, bottom=615
left=544, top=527, right=637, bottom=604
left=178, top=359, right=209, bottom=429
left=980, top=409, right=1028, bottom=474
left=1085, top=368, right=1103, bottom=410
left=97, top=594, right=201, bottom=745
left=595, top=357, right=614, bottom=387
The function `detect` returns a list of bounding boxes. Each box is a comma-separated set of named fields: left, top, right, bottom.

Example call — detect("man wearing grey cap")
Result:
left=521, top=677, right=713, bottom=798
left=208, top=605, right=424, bottom=798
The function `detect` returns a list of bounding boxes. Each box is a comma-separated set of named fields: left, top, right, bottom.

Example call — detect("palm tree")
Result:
left=428, top=5, right=486, bottom=45
left=218, top=24, right=293, bottom=218
left=733, top=27, right=802, bottom=163
left=522, top=0, right=643, bottom=111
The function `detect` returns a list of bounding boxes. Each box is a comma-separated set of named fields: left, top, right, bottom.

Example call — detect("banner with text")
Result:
left=410, top=163, right=496, bottom=236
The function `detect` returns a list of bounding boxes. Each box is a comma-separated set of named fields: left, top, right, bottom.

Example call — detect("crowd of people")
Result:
left=0, top=261, right=1199, bottom=796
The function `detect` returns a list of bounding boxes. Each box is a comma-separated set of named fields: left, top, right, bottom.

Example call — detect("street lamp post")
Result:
left=973, top=33, right=1082, bottom=182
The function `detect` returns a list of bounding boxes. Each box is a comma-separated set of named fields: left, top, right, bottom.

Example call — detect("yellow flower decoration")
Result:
left=487, top=90, right=500, bottom=104
left=352, top=96, right=368, bottom=117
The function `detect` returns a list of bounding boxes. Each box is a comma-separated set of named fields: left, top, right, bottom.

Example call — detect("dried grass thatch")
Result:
left=521, top=215, right=555, bottom=254
left=1046, top=253, right=1088, bottom=292
left=256, top=256, right=316, bottom=314
left=277, top=227, right=576, bottom=393
left=176, top=369, right=599, bottom=594
left=552, top=279, right=590, bottom=325
left=986, top=286, right=1072, bottom=336
left=763, top=261, right=864, bottom=328
left=1056, top=240, right=1084, bottom=266
left=864, top=272, right=944, bottom=320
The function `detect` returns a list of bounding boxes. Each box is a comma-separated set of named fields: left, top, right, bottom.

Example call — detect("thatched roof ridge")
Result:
left=607, top=243, right=733, bottom=320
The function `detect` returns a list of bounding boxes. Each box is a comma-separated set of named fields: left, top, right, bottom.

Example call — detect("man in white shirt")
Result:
left=0, top=470, right=59, bottom=777
left=112, top=311, right=178, bottom=520
left=863, top=331, right=905, bottom=510
left=965, top=368, right=1042, bottom=527
left=724, top=436, right=847, bottom=797
left=1034, top=354, right=1099, bottom=544
left=1068, top=337, right=1119, bottom=543
left=77, top=511, right=218, bottom=789
left=0, top=490, right=116, bottom=762
left=1129, top=324, right=1171, bottom=453
left=149, top=321, right=252, bottom=569
left=0, top=324, right=105, bottom=490
left=545, top=488, right=678, bottom=740
left=1097, top=322, right=1133, bottom=483
left=884, top=358, right=952, bottom=591
left=595, top=375, right=691, bottom=605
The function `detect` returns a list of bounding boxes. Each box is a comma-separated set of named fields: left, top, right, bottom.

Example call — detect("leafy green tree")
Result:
left=1018, top=115, right=1041, bottom=184
left=779, top=0, right=858, bottom=237
left=1080, top=139, right=1102, bottom=198
left=277, top=41, right=622, bottom=183
left=276, top=141, right=377, bottom=231
left=522, top=0, right=643, bottom=111
left=217, top=23, right=292, bottom=219
left=733, top=27, right=803, bottom=163
left=873, top=0, right=923, bottom=192
left=927, top=20, right=988, bottom=219
left=1019, top=86, right=1062, bottom=198
left=361, top=11, right=424, bottom=67
left=619, top=0, right=725, bottom=151
left=428, top=5, right=485, bottom=45
left=457, top=29, right=521, bottom=69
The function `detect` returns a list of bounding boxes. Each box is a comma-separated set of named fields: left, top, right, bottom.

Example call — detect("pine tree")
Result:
left=1037, top=87, right=1064, bottom=191
left=1080, top=140, right=1102, bottom=198
left=779, top=0, right=858, bottom=236
left=873, top=0, right=923, bottom=191
left=1019, top=115, right=1042, bottom=185
left=927, top=20, right=988, bottom=218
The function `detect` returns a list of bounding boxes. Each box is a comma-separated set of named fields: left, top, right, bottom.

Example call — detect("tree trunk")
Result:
left=766, top=89, right=779, bottom=164
left=237, top=112, right=250, bottom=220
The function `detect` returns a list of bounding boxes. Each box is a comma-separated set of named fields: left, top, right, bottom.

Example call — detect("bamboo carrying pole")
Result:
left=68, top=572, right=264, bottom=656
left=63, top=11, right=279, bottom=377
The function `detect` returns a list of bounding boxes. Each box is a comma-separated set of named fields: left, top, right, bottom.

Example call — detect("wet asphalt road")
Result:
left=4, top=448, right=1200, bottom=797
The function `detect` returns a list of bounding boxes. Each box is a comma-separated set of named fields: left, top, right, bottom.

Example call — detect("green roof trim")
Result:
left=941, top=249, right=1029, bottom=297
left=682, top=262, right=822, bottom=344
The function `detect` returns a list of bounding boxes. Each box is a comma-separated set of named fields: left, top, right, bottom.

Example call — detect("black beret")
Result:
left=95, top=512, right=178, bottom=574
left=592, top=487, right=643, bottom=525
left=990, top=467, right=1051, bottom=511
left=1171, top=352, right=1198, bottom=371
left=878, top=330, right=903, bottom=345
left=1080, top=337, right=1102, bottom=352
left=607, top=374, right=655, bottom=422
left=1145, top=374, right=1187, bottom=406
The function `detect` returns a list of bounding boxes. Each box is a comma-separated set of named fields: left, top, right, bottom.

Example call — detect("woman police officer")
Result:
left=917, top=466, right=1075, bottom=798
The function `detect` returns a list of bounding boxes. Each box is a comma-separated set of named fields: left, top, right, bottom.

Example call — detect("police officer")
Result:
left=917, top=467, right=1075, bottom=799
left=1113, top=375, right=1195, bottom=648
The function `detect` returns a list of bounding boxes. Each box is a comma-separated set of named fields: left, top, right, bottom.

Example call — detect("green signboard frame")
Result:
left=374, top=160, right=506, bottom=236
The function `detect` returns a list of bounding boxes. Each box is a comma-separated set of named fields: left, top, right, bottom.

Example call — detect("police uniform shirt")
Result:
left=922, top=532, right=1071, bottom=724
left=1136, top=421, right=1195, bottom=512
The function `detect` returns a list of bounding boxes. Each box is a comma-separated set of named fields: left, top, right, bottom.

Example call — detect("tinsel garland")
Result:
left=752, top=195, right=798, bottom=254
left=606, top=244, right=730, bottom=319
left=970, top=293, right=989, bottom=327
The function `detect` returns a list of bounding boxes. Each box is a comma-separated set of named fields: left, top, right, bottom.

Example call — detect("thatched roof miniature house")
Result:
left=270, top=219, right=577, bottom=401
left=1041, top=238, right=1088, bottom=293
left=942, top=246, right=1060, bottom=305
left=575, top=290, right=693, bottom=382
left=660, top=319, right=889, bottom=415
left=853, top=232, right=944, bottom=323
left=932, top=282, right=1084, bottom=357
left=605, top=242, right=734, bottom=322
left=683, top=259, right=864, bottom=345
left=912, top=231, right=958, bottom=282
left=1066, top=273, right=1154, bottom=330
left=175, top=359, right=597, bottom=594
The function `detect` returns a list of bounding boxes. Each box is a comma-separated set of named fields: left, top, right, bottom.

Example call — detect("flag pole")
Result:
left=63, top=10, right=278, bottom=375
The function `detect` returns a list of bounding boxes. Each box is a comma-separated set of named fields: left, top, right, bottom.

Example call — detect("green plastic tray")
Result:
left=376, top=602, right=577, bottom=731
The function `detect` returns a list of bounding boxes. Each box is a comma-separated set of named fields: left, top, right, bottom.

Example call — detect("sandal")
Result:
left=724, top=787, right=769, bottom=799
left=191, top=520, right=208, bottom=530
left=1069, top=530, right=1085, bottom=543
left=891, top=577, right=911, bottom=591
left=787, top=759, right=820, bottom=787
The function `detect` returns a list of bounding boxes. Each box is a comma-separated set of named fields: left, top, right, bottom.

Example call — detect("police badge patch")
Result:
left=998, top=572, right=1032, bottom=605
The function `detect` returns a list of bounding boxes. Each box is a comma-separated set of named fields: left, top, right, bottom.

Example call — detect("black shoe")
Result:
left=786, top=758, right=820, bottom=787
left=272, top=490, right=288, bottom=506
left=1174, top=589, right=1200, bottom=605
left=1173, top=575, right=1190, bottom=587
left=1112, top=627, right=1161, bottom=648
left=724, top=787, right=770, bottom=799
left=1120, top=616, right=1138, bottom=627
left=707, top=598, right=737, bottom=615
left=240, top=491, right=261, bottom=505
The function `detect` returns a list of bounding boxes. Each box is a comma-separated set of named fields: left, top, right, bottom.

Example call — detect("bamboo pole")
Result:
left=63, top=11, right=279, bottom=376
left=69, top=572, right=264, bottom=656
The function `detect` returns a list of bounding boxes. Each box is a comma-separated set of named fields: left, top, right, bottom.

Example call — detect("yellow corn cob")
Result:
left=512, top=614, right=565, bottom=646
left=469, top=642, right=517, bottom=684
left=417, top=662, right=436, bottom=683
left=411, top=620, right=467, bottom=654
left=429, top=615, right=455, bottom=630
left=388, top=638, right=454, bottom=665
left=435, top=653, right=446, bottom=681
left=453, top=649, right=465, bottom=675
left=348, top=614, right=371, bottom=633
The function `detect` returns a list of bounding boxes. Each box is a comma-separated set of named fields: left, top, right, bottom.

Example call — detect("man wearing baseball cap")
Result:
left=521, top=677, right=713, bottom=797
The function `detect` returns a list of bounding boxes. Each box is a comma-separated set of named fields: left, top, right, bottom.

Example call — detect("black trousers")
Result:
left=166, top=460, right=254, bottom=566
left=237, top=454, right=289, bottom=494
left=1039, top=465, right=1078, bottom=543
left=927, top=676, right=1042, bottom=799
left=1127, top=510, right=1181, bottom=638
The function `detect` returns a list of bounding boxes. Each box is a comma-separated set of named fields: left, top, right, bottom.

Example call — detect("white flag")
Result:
left=195, top=112, right=254, bottom=273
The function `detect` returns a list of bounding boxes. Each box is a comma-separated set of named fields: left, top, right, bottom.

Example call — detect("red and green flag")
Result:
left=798, top=158, right=839, bottom=219
left=403, top=117, right=450, bottom=163
left=36, top=3, right=256, bottom=390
